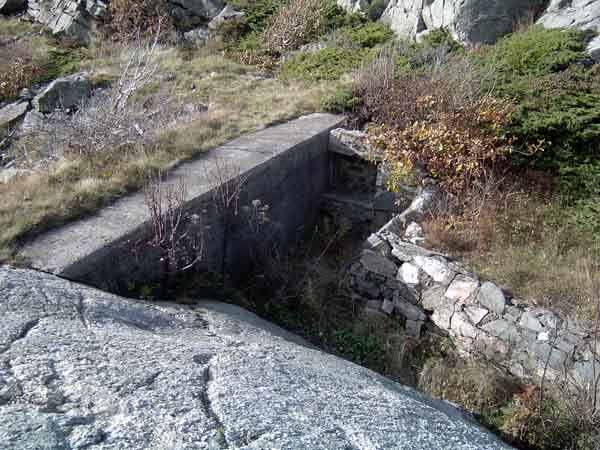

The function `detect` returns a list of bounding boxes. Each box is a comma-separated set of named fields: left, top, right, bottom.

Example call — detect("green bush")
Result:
left=320, top=83, right=360, bottom=113
left=336, top=22, right=394, bottom=48
left=419, top=28, right=464, bottom=53
left=486, top=26, right=588, bottom=79
left=279, top=46, right=369, bottom=81
left=228, top=0, right=285, bottom=32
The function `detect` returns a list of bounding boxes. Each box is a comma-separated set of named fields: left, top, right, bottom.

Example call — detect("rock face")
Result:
left=341, top=0, right=542, bottom=44
left=24, top=0, right=224, bottom=42
left=32, top=73, right=91, bottom=113
left=207, top=4, right=244, bottom=31
left=337, top=0, right=600, bottom=56
left=169, top=0, right=225, bottom=30
left=0, top=265, right=514, bottom=449
left=537, top=0, right=600, bottom=61
left=27, top=0, right=109, bottom=43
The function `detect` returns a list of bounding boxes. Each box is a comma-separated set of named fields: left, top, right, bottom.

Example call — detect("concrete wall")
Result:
left=18, top=114, right=345, bottom=293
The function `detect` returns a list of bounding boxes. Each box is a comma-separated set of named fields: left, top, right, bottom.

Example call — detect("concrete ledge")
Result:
left=18, top=113, right=345, bottom=292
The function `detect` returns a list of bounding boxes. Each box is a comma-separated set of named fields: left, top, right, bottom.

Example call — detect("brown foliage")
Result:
left=263, top=0, right=328, bottom=54
left=0, top=42, right=42, bottom=101
left=109, top=0, right=173, bottom=41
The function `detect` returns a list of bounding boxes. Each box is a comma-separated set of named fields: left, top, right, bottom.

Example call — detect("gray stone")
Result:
left=481, top=319, right=520, bottom=344
left=431, top=305, right=454, bottom=330
left=0, top=265, right=517, bottom=450
left=445, top=276, right=479, bottom=303
left=0, top=101, right=28, bottom=129
left=464, top=305, right=488, bottom=326
left=360, top=249, right=398, bottom=278
left=329, top=128, right=372, bottom=159
left=398, top=262, right=420, bottom=285
left=364, top=233, right=392, bottom=257
left=398, top=184, right=442, bottom=224
left=421, top=285, right=448, bottom=310
left=476, top=282, right=506, bottom=315
left=33, top=74, right=91, bottom=113
left=0, top=0, right=26, bottom=14
left=366, top=300, right=384, bottom=310
left=182, top=27, right=211, bottom=46
left=168, top=0, right=225, bottom=29
left=405, top=221, right=424, bottom=243
left=393, top=292, right=427, bottom=321
left=208, top=5, right=245, bottom=30
left=414, top=255, right=454, bottom=284
left=406, top=319, right=424, bottom=338
left=390, top=239, right=436, bottom=262
left=451, top=312, right=478, bottom=339
left=382, top=298, right=395, bottom=314
left=519, top=311, right=543, bottom=332
left=529, top=342, right=568, bottom=372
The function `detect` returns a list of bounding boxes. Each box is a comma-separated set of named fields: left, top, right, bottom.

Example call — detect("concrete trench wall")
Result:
left=17, top=114, right=345, bottom=293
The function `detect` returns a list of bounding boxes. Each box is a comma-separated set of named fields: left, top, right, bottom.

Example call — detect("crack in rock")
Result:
left=0, top=318, right=40, bottom=354
left=199, top=361, right=228, bottom=449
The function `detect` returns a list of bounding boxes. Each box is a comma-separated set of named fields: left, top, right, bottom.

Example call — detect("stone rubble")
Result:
left=349, top=212, right=600, bottom=392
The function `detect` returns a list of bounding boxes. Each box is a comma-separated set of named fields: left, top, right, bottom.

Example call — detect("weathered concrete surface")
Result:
left=0, top=265, right=515, bottom=449
left=18, top=114, right=345, bottom=292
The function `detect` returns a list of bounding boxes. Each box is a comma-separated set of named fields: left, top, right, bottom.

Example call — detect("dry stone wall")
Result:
left=348, top=196, right=599, bottom=394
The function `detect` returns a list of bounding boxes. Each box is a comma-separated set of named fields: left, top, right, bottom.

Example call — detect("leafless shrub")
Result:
left=144, top=173, right=204, bottom=277
left=46, top=25, right=168, bottom=159
left=263, top=0, right=329, bottom=54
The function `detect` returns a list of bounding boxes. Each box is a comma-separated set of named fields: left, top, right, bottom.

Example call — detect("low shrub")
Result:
left=483, top=25, right=588, bottom=80
left=279, top=46, right=369, bottom=82
left=336, top=22, right=394, bottom=49
left=360, top=57, right=516, bottom=194
left=320, top=83, right=360, bottom=113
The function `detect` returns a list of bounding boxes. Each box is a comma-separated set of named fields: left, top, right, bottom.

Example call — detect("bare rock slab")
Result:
left=0, top=265, right=515, bottom=450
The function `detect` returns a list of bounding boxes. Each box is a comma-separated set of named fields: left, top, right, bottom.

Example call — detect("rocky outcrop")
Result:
left=0, top=265, right=514, bottom=449
left=207, top=4, right=244, bottom=31
left=21, top=0, right=224, bottom=43
left=538, top=0, right=600, bottom=61
left=337, top=0, right=543, bottom=44
left=27, top=0, right=109, bottom=43
left=349, top=212, right=600, bottom=392
left=169, top=0, right=224, bottom=30
left=32, top=73, right=90, bottom=113
left=337, top=0, right=600, bottom=57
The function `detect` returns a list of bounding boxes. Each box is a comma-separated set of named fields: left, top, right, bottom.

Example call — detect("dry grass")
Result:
left=422, top=179, right=600, bottom=320
left=0, top=45, right=332, bottom=260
